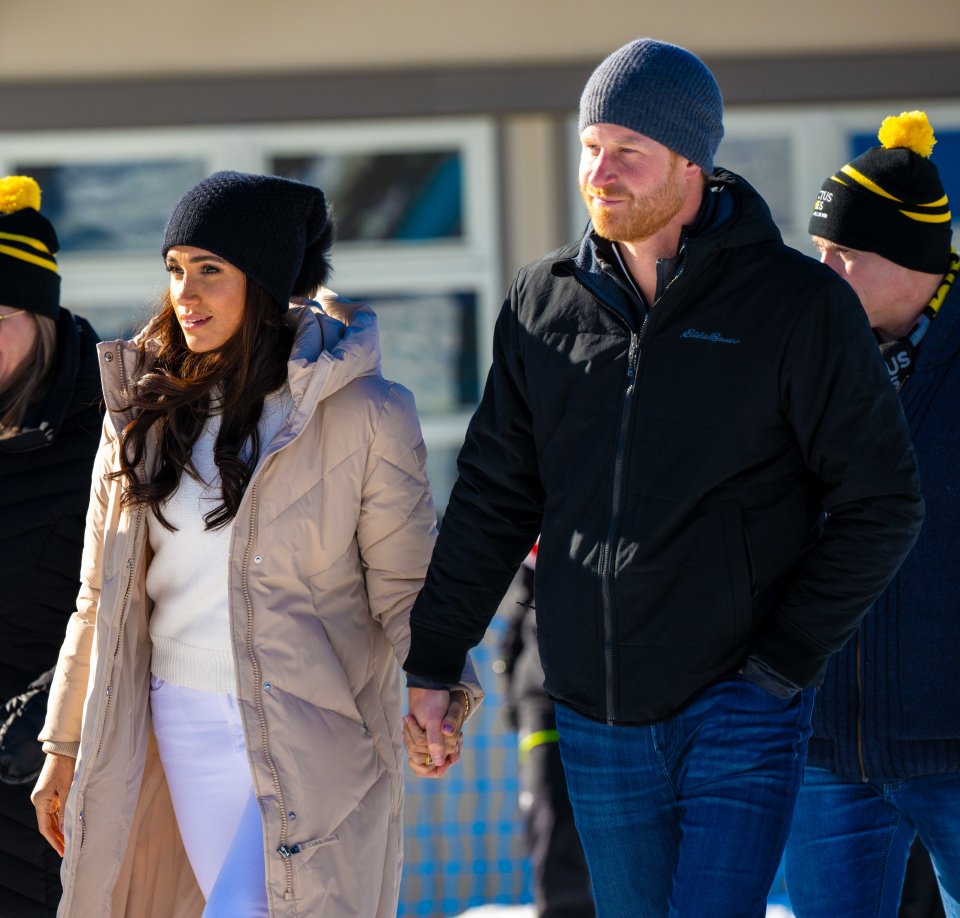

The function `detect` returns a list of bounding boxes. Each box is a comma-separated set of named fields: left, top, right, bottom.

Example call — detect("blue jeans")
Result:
left=785, top=766, right=960, bottom=918
left=555, top=676, right=815, bottom=917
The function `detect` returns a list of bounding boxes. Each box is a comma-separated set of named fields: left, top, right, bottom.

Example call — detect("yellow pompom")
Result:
left=877, top=111, right=936, bottom=158
left=0, top=175, right=42, bottom=214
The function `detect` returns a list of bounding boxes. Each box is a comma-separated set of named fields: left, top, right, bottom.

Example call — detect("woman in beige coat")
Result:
left=30, top=171, right=476, bottom=917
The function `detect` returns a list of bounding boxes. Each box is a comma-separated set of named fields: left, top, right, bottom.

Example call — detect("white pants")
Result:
left=149, top=676, right=269, bottom=918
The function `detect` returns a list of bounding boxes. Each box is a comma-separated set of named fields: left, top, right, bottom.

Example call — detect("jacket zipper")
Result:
left=233, top=381, right=334, bottom=902
left=278, top=833, right=339, bottom=858
left=596, top=331, right=640, bottom=722
left=62, top=343, right=144, bottom=912
left=90, top=344, right=146, bottom=790
left=240, top=479, right=296, bottom=900
left=576, top=255, right=687, bottom=723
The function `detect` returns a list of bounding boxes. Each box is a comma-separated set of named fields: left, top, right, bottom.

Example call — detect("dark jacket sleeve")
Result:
left=749, top=276, right=924, bottom=687
left=404, top=278, right=544, bottom=684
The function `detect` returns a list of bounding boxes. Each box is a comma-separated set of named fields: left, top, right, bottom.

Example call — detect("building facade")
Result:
left=2, top=5, right=959, bottom=913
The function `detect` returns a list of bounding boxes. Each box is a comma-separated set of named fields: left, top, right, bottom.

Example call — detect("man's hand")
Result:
left=405, top=687, right=469, bottom=778
left=31, top=753, right=76, bottom=856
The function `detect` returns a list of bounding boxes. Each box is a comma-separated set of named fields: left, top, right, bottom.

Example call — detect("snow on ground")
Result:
left=458, top=907, right=795, bottom=917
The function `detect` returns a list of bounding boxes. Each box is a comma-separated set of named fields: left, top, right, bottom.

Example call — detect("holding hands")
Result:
left=404, top=687, right=470, bottom=778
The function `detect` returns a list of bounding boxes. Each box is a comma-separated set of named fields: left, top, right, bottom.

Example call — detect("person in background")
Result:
left=495, top=544, right=594, bottom=918
left=901, top=841, right=947, bottom=918
left=0, top=176, right=101, bottom=917
left=785, top=111, right=960, bottom=918
left=402, top=37, right=924, bottom=917
left=31, top=170, right=478, bottom=918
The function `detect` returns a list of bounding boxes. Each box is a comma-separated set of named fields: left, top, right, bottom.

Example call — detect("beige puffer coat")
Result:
left=40, top=295, right=474, bottom=917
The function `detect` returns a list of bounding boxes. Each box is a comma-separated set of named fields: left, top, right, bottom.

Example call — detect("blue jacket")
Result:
left=809, top=278, right=960, bottom=782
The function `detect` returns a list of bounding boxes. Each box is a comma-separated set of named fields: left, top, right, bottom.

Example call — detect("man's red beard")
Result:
left=580, top=156, right=687, bottom=243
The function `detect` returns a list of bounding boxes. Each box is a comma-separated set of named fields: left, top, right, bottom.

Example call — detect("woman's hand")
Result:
left=404, top=688, right=469, bottom=778
left=31, top=753, right=76, bottom=856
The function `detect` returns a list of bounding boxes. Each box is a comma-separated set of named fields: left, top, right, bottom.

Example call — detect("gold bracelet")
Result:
left=451, top=687, right=470, bottom=721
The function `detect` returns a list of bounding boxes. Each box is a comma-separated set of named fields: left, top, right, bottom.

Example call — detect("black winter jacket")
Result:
left=0, top=310, right=102, bottom=703
left=405, top=171, right=923, bottom=725
left=0, top=308, right=101, bottom=916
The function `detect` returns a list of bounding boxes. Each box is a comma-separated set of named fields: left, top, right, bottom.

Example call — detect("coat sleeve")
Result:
left=404, top=277, right=545, bottom=686
left=39, top=419, right=116, bottom=757
left=749, top=276, right=924, bottom=687
left=358, top=383, right=440, bottom=667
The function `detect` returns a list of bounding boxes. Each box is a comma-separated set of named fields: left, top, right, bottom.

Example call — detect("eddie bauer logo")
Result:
left=681, top=329, right=741, bottom=345
left=811, top=189, right=833, bottom=221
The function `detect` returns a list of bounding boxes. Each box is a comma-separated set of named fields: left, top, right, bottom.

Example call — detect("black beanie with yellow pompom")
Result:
left=809, top=111, right=952, bottom=274
left=0, top=176, right=61, bottom=319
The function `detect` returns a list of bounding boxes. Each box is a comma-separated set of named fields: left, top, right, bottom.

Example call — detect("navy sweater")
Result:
left=809, top=279, right=960, bottom=782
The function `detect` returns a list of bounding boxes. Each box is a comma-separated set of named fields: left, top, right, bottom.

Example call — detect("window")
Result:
left=274, top=150, right=463, bottom=243
left=0, top=119, right=499, bottom=507
left=16, top=159, right=207, bottom=254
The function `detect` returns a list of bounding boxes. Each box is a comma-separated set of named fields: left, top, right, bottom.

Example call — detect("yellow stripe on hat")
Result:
left=0, top=242, right=59, bottom=274
left=838, top=164, right=951, bottom=222
left=0, top=230, right=52, bottom=254
left=899, top=208, right=952, bottom=224
left=839, top=164, right=902, bottom=202
left=829, top=176, right=849, bottom=186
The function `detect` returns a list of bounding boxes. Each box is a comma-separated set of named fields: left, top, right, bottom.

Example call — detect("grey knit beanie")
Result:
left=578, top=38, right=724, bottom=174
left=162, top=170, right=331, bottom=309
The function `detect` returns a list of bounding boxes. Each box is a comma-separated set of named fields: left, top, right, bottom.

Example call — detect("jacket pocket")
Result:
left=281, top=770, right=393, bottom=910
left=280, top=833, right=340, bottom=858
left=720, top=502, right=755, bottom=634
left=262, top=686, right=383, bottom=836
left=618, top=501, right=754, bottom=647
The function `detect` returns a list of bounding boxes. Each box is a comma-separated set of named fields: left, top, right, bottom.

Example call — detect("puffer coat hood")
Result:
left=41, top=293, right=475, bottom=917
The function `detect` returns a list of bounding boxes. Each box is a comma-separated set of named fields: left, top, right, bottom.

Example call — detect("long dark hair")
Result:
left=0, top=312, right=58, bottom=435
left=111, top=281, right=294, bottom=530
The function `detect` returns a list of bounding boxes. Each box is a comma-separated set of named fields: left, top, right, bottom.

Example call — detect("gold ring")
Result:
left=424, top=753, right=432, bottom=767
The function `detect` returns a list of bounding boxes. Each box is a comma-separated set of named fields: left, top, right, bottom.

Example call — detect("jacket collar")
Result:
left=281, top=291, right=382, bottom=441
left=914, top=277, right=960, bottom=371
left=551, top=169, right=779, bottom=325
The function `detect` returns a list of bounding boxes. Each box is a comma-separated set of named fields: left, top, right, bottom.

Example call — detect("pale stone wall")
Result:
left=3, top=0, right=958, bottom=81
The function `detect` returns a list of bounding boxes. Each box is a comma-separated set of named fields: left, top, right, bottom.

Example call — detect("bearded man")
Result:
left=403, top=38, right=924, bottom=917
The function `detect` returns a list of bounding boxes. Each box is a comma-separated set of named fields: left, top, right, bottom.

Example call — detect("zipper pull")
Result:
left=626, top=334, right=639, bottom=378
left=277, top=843, right=301, bottom=859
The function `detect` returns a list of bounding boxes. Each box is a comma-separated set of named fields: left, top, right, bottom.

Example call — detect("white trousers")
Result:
left=149, top=676, right=269, bottom=918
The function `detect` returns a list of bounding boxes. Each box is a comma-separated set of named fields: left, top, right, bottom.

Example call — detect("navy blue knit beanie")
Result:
left=578, top=38, right=724, bottom=174
left=162, top=170, right=331, bottom=309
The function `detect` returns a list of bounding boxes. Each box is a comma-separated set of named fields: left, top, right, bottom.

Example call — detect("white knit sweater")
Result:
left=147, top=385, right=293, bottom=693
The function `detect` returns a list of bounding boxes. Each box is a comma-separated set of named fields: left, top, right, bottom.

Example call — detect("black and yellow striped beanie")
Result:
left=0, top=176, right=60, bottom=319
left=809, top=111, right=952, bottom=274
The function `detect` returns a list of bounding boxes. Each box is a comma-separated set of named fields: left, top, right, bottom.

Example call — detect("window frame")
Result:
left=0, top=117, right=501, bottom=505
